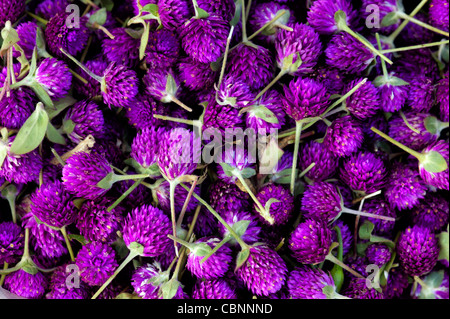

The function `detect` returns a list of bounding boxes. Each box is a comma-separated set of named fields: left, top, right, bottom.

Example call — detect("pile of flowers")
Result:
left=0, top=0, right=448, bottom=300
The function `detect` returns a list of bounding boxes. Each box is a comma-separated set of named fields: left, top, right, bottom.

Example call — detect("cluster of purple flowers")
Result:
left=0, top=0, right=448, bottom=301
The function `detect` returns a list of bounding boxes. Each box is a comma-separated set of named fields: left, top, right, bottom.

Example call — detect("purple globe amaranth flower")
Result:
left=226, top=43, right=274, bottom=91
left=325, top=32, right=375, bottom=74
left=101, top=63, right=139, bottom=108
left=218, top=210, right=261, bottom=246
left=131, top=262, right=163, bottom=299
left=282, top=77, right=330, bottom=122
left=418, top=140, right=449, bottom=190
left=76, top=197, right=124, bottom=244
left=158, top=0, right=192, bottom=31
left=307, top=0, right=358, bottom=35
left=344, top=278, right=385, bottom=299
left=217, top=74, right=255, bottom=109
left=62, top=151, right=113, bottom=200
left=384, top=267, right=410, bottom=299
left=186, top=237, right=232, bottom=280
left=131, top=126, right=166, bottom=169
left=400, top=12, right=434, bottom=44
left=22, top=211, right=67, bottom=259
left=376, top=73, right=409, bottom=112
left=413, top=270, right=449, bottom=299
left=197, top=0, right=235, bottom=21
left=0, top=0, right=25, bottom=29
left=180, top=14, right=230, bottom=64
left=46, top=263, right=90, bottom=299
left=396, top=48, right=440, bottom=81
left=289, top=219, right=332, bottom=264
left=301, top=182, right=342, bottom=223
left=360, top=0, right=401, bottom=34
left=244, top=90, right=286, bottom=132
left=208, top=180, right=250, bottom=216
left=411, top=193, right=449, bottom=232
left=14, top=21, right=40, bottom=60
left=75, top=241, right=118, bottom=286
left=0, top=87, right=36, bottom=130
left=275, top=22, right=322, bottom=76
left=122, top=204, right=172, bottom=257
left=44, top=11, right=89, bottom=59
left=102, top=28, right=140, bottom=68
left=0, top=222, right=24, bottom=264
left=143, top=68, right=185, bottom=105
left=384, top=162, right=427, bottom=211
left=202, top=99, right=245, bottom=136
left=157, top=128, right=200, bottom=181
left=0, top=136, right=42, bottom=184
left=324, top=115, right=364, bottom=157
left=63, top=100, right=105, bottom=143
left=287, top=266, right=336, bottom=299
left=36, top=0, right=69, bottom=20
left=254, top=184, right=294, bottom=226
left=192, top=279, right=237, bottom=299
left=145, top=29, right=180, bottom=71
left=154, top=180, right=200, bottom=215
left=388, top=112, right=440, bottom=151
left=344, top=78, right=380, bottom=120
left=35, top=57, right=72, bottom=100
left=236, top=244, right=288, bottom=297
left=340, top=151, right=387, bottom=194
left=4, top=267, right=48, bottom=299
left=436, top=71, right=449, bottom=122
left=177, top=57, right=217, bottom=91
left=331, top=219, right=353, bottom=257
left=429, top=0, right=449, bottom=32
left=360, top=198, right=396, bottom=237
left=404, top=74, right=435, bottom=112
left=73, top=57, right=108, bottom=99
left=215, top=146, right=256, bottom=184
left=299, top=140, right=337, bottom=182
left=397, top=225, right=440, bottom=277
left=366, top=243, right=392, bottom=267
left=30, top=180, right=77, bottom=229
left=344, top=255, right=369, bottom=278
left=313, top=66, right=346, bottom=96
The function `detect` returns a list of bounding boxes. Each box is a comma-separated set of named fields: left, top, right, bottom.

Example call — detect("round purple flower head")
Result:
left=30, top=180, right=77, bottom=229
left=217, top=74, right=255, bottom=109
left=46, top=263, right=90, bottom=299
left=14, top=22, right=40, bottom=60
left=76, top=197, right=124, bottom=244
left=254, top=184, right=294, bottom=226
left=192, top=279, right=237, bottom=299
left=36, top=0, right=69, bottom=20
left=0, top=87, right=36, bottom=130
left=180, top=14, right=230, bottom=64
left=388, top=112, right=439, bottom=151
left=413, top=270, right=449, bottom=299
left=400, top=12, right=434, bottom=44
left=418, top=140, right=449, bottom=190
left=35, top=57, right=72, bottom=100
left=158, top=0, right=192, bottom=31
left=340, top=151, right=387, bottom=194
left=244, top=90, right=286, bottom=131
left=0, top=0, right=25, bottom=29
left=102, top=28, right=140, bottom=68
left=22, top=211, right=67, bottom=259
left=131, top=262, right=163, bottom=299
left=157, top=128, right=200, bottom=181
left=145, top=29, right=180, bottom=71
left=299, top=140, right=337, bottom=182
left=384, top=267, right=410, bottom=299
left=324, top=115, right=364, bottom=157
left=236, top=244, right=288, bottom=296
left=301, top=182, right=342, bottom=223
left=64, top=100, right=105, bottom=143
left=101, top=63, right=139, bottom=108
left=275, top=22, right=322, bottom=76
left=131, top=126, right=165, bottom=169
left=44, top=11, right=89, bottom=59
left=0, top=222, right=24, bottom=264
left=203, top=100, right=245, bottom=136
left=384, top=162, right=427, bottom=211
left=437, top=71, right=449, bottom=122
left=344, top=78, right=380, bottom=120
left=313, top=66, right=346, bottom=96
left=289, top=219, right=333, bottom=264
left=209, top=180, right=250, bottom=216
left=177, top=57, right=217, bottom=91
left=197, top=0, right=235, bottom=21
left=343, top=278, right=384, bottom=299
left=325, top=32, right=375, bottom=74
left=122, top=204, right=172, bottom=257
left=429, top=0, right=449, bottom=32
left=411, top=193, right=449, bottom=232
left=360, top=198, right=396, bottom=237
left=218, top=210, right=261, bottom=246
left=143, top=68, right=184, bottom=105
left=75, top=241, right=118, bottom=286
left=4, top=267, right=48, bottom=299
left=404, top=74, right=435, bottom=112
left=73, top=57, right=108, bottom=99
left=397, top=225, right=440, bottom=277
left=366, top=243, right=392, bottom=267
left=282, top=77, right=330, bottom=122
left=154, top=181, right=200, bottom=215
left=287, top=266, right=336, bottom=299
left=226, top=43, right=274, bottom=91
left=215, top=146, right=256, bottom=184
left=186, top=237, right=232, bottom=280
left=62, top=151, right=113, bottom=200
left=377, top=73, right=408, bottom=113
left=331, top=219, right=353, bottom=257
left=307, top=0, right=358, bottom=34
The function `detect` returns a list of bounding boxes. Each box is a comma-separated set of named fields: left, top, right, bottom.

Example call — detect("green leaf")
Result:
left=46, top=122, right=66, bottom=145
left=125, top=28, right=144, bottom=39
left=272, top=168, right=297, bottom=184
left=21, top=260, right=38, bottom=275
left=217, top=96, right=237, bottom=107
left=62, top=119, right=76, bottom=135
left=235, top=248, right=250, bottom=271
left=45, top=96, right=77, bottom=120
left=381, top=11, right=399, bottom=27
left=372, top=75, right=387, bottom=87
left=1, top=184, right=17, bottom=199
left=322, top=285, right=337, bottom=299
left=88, top=8, right=107, bottom=26
left=282, top=52, right=302, bottom=73
left=240, top=167, right=256, bottom=179
left=100, top=0, right=114, bottom=11
left=159, top=278, right=181, bottom=299
left=264, top=198, right=281, bottom=213
left=128, top=241, right=145, bottom=256
left=73, top=198, right=86, bottom=209
left=334, top=10, right=348, bottom=30
left=191, top=242, right=213, bottom=257
left=112, top=237, right=129, bottom=260
left=421, top=151, right=448, bottom=173
left=10, top=103, right=49, bottom=155
left=424, top=116, right=439, bottom=135
left=123, top=158, right=160, bottom=177
left=232, top=220, right=251, bottom=238
left=359, top=220, right=375, bottom=240
left=96, top=171, right=116, bottom=190
left=438, top=226, right=449, bottom=264
left=218, top=162, right=235, bottom=177
left=0, top=144, right=7, bottom=168
left=147, top=267, right=169, bottom=287
left=210, top=59, right=222, bottom=71
left=251, top=105, right=279, bottom=124
left=417, top=270, right=445, bottom=299
left=139, top=21, right=150, bottom=60
left=230, top=1, right=242, bottom=27
left=33, top=215, right=60, bottom=230
left=196, top=7, right=210, bottom=19
left=68, top=234, right=88, bottom=246
left=259, top=138, right=283, bottom=175
left=388, top=76, right=409, bottom=86
left=165, top=73, right=178, bottom=97
left=0, top=21, right=19, bottom=56
left=142, top=4, right=159, bottom=16
left=29, top=82, right=54, bottom=108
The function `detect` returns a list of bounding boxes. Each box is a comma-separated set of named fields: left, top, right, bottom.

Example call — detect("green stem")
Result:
left=245, top=0, right=252, bottom=20
left=169, top=180, right=180, bottom=257
left=388, top=0, right=428, bottom=42
left=200, top=236, right=231, bottom=264
left=399, top=111, right=421, bottom=134
left=341, top=206, right=396, bottom=222
left=176, top=178, right=198, bottom=230
left=397, top=11, right=449, bottom=37
left=380, top=40, right=449, bottom=54
left=414, top=276, right=429, bottom=289
left=170, top=96, right=192, bottom=112
left=246, top=10, right=289, bottom=43
left=298, top=162, right=316, bottom=179
left=167, top=234, right=195, bottom=251
left=322, top=78, right=368, bottom=118
left=153, top=114, right=201, bottom=127
left=107, top=179, right=143, bottom=212
left=91, top=250, right=139, bottom=299
left=376, top=33, right=389, bottom=79
left=216, top=25, right=235, bottom=102
left=6, top=195, right=17, bottom=224
left=241, top=0, right=247, bottom=42
left=325, top=253, right=365, bottom=279
left=191, top=0, right=200, bottom=17
left=60, top=226, right=75, bottom=262
left=0, top=263, right=8, bottom=287
left=26, top=11, right=48, bottom=25
left=274, top=23, right=293, bottom=31
left=68, top=69, right=89, bottom=85
left=290, top=121, right=303, bottom=195
left=322, top=104, right=348, bottom=119
left=59, top=48, right=103, bottom=83
left=254, top=69, right=287, bottom=101
left=330, top=225, right=345, bottom=292
left=113, top=173, right=149, bottom=182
